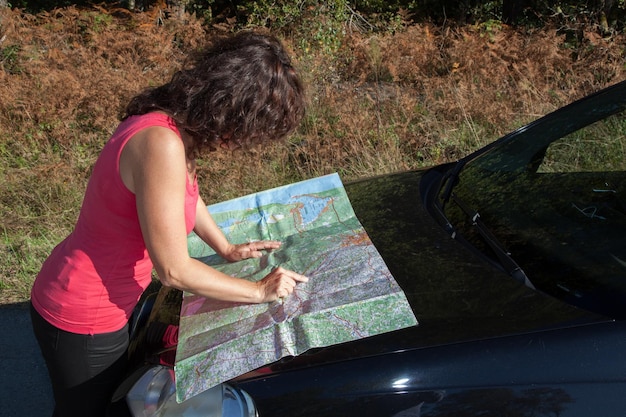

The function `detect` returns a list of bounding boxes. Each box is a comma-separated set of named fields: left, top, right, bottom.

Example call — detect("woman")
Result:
left=30, top=31, right=307, bottom=417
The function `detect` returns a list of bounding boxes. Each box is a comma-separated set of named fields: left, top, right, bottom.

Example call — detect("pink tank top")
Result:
left=31, top=113, right=198, bottom=334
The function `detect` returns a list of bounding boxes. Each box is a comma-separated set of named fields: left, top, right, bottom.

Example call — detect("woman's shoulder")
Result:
left=125, top=121, right=185, bottom=158
left=118, top=115, right=187, bottom=193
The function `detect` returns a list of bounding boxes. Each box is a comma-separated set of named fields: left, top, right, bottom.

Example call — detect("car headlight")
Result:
left=126, top=365, right=257, bottom=417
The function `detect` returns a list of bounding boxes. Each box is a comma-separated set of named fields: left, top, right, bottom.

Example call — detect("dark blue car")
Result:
left=110, top=80, right=626, bottom=417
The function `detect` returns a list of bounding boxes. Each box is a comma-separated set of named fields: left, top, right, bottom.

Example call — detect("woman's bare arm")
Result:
left=120, top=127, right=307, bottom=303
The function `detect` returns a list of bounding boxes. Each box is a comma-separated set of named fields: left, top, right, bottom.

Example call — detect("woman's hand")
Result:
left=222, top=240, right=283, bottom=262
left=223, top=243, right=309, bottom=303
left=256, top=267, right=309, bottom=303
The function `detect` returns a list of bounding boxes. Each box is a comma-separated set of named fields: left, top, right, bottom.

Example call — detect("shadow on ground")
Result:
left=0, top=302, right=53, bottom=417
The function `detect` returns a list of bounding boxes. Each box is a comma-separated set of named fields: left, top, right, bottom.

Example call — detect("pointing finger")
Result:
left=275, top=267, right=309, bottom=283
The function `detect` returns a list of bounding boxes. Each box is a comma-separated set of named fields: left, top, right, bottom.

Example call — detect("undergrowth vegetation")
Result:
left=1, top=4, right=625, bottom=303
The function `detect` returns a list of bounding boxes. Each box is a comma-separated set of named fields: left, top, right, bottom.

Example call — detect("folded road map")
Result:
left=176, top=173, right=418, bottom=403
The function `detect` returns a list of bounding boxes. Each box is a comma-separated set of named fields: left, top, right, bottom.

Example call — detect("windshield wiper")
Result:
left=450, top=193, right=536, bottom=290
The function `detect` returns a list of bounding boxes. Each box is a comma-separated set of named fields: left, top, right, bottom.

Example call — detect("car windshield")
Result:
left=439, top=90, right=626, bottom=319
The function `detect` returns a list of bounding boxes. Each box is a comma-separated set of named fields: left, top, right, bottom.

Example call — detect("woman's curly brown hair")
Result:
left=124, top=31, right=305, bottom=154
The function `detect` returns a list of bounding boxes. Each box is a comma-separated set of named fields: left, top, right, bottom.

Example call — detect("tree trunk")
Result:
left=502, top=0, right=526, bottom=25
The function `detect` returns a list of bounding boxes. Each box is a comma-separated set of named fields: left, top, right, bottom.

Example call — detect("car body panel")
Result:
left=236, top=320, right=626, bottom=417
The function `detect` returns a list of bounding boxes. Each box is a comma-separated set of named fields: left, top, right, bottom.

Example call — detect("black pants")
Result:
left=30, top=303, right=129, bottom=417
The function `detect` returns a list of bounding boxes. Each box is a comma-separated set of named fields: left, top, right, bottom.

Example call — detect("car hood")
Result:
left=230, top=169, right=607, bottom=379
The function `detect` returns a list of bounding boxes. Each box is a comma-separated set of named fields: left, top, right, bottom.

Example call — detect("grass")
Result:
left=1, top=5, right=625, bottom=304
left=1, top=227, right=65, bottom=302
left=539, top=114, right=626, bottom=173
